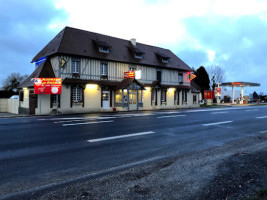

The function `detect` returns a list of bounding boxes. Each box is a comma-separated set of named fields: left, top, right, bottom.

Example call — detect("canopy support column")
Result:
left=232, top=86, right=235, bottom=104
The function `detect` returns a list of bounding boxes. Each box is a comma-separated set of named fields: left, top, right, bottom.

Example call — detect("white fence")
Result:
left=0, top=99, right=8, bottom=112
left=0, top=98, right=19, bottom=114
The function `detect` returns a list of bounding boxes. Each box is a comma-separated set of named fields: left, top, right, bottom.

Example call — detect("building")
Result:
left=19, top=26, right=200, bottom=115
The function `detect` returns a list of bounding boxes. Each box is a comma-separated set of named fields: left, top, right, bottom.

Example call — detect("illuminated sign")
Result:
left=188, top=73, right=196, bottom=81
left=232, top=82, right=242, bottom=85
left=135, top=70, right=141, bottom=79
left=215, top=87, right=221, bottom=96
left=34, top=78, right=62, bottom=95
left=124, top=71, right=135, bottom=78
left=204, top=90, right=214, bottom=99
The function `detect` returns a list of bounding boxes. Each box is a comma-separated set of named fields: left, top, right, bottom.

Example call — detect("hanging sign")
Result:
left=124, top=71, right=135, bottom=78
left=188, top=73, right=196, bottom=81
left=34, top=78, right=62, bottom=95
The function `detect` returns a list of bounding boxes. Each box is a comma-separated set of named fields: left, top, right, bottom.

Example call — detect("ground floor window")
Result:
left=182, top=90, right=187, bottom=104
left=72, top=87, right=82, bottom=103
left=174, top=90, right=180, bottom=105
left=115, top=90, right=122, bottom=103
left=138, top=90, right=143, bottom=103
left=161, top=89, right=166, bottom=104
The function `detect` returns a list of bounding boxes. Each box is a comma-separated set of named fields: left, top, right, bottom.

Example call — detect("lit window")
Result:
left=99, top=46, right=110, bottom=53
left=100, top=62, right=108, bottom=76
left=115, top=90, right=122, bottom=103
left=151, top=90, right=155, bottom=103
left=72, top=87, right=82, bottom=103
left=138, top=90, right=143, bottom=103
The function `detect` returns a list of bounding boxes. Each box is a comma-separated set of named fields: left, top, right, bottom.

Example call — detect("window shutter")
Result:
left=155, top=90, right=157, bottom=106
left=82, top=88, right=85, bottom=107
left=50, top=95, right=53, bottom=108
left=110, top=90, right=112, bottom=107
left=70, top=86, right=73, bottom=108
left=58, top=95, right=61, bottom=108
left=151, top=90, right=152, bottom=106
left=101, top=87, right=103, bottom=107
left=165, top=90, right=167, bottom=104
left=19, top=91, right=24, bottom=101
left=185, top=91, right=187, bottom=102
left=177, top=91, right=180, bottom=105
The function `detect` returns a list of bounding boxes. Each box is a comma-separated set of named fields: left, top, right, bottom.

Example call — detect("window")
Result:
left=99, top=46, right=110, bottom=53
left=174, top=90, right=179, bottom=105
left=72, top=60, right=80, bottom=74
left=135, top=52, right=143, bottom=59
left=182, top=90, right=187, bottom=102
left=151, top=90, right=155, bottom=103
left=161, top=89, right=166, bottom=104
left=162, top=58, right=169, bottom=63
left=115, top=90, right=122, bottom=103
left=72, top=87, right=82, bottom=103
left=157, top=71, right=162, bottom=82
left=100, top=62, right=108, bottom=76
left=178, top=72, right=183, bottom=84
left=129, top=66, right=136, bottom=71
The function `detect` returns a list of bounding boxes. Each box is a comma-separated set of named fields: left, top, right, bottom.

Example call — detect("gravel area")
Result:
left=17, top=134, right=267, bottom=200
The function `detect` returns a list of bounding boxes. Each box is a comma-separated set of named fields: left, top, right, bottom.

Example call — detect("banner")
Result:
left=124, top=71, right=135, bottom=78
left=215, top=87, right=221, bottom=96
left=34, top=78, right=62, bottom=95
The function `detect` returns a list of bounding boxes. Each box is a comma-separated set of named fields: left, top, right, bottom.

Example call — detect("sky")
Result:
left=1, top=0, right=267, bottom=94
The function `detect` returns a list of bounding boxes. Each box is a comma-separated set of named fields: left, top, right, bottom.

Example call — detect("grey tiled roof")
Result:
left=32, top=27, right=192, bottom=71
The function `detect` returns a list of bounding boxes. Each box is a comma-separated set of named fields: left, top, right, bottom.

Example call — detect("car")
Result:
left=9, top=95, right=19, bottom=99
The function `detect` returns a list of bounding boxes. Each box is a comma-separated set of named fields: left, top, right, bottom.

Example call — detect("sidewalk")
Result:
left=0, top=112, right=30, bottom=118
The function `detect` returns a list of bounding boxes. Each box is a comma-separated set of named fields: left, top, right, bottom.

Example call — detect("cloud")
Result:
left=0, top=0, right=67, bottom=85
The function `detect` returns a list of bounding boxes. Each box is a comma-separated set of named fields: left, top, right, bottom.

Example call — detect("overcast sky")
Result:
left=1, top=0, right=267, bottom=94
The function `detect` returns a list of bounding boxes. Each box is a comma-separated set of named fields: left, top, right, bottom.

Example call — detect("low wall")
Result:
left=0, top=98, right=8, bottom=112
left=8, top=99, right=19, bottom=114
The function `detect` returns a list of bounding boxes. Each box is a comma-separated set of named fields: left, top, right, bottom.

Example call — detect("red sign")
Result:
left=204, top=90, right=215, bottom=99
left=34, top=78, right=62, bottom=95
left=215, top=87, right=221, bottom=96
left=232, top=82, right=242, bottom=85
left=124, top=71, right=135, bottom=78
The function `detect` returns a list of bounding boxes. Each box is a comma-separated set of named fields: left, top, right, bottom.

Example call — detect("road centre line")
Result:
left=88, top=131, right=155, bottom=142
left=62, top=120, right=114, bottom=126
left=211, top=111, right=229, bottom=114
left=259, top=130, right=267, bottom=134
left=157, top=115, right=186, bottom=119
left=256, top=116, right=267, bottom=119
left=203, top=121, right=233, bottom=126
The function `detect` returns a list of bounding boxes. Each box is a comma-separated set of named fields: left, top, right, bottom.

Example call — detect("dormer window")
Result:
left=156, top=52, right=170, bottom=64
left=162, top=58, right=169, bottom=63
left=135, top=52, right=143, bottom=59
left=99, top=46, right=110, bottom=53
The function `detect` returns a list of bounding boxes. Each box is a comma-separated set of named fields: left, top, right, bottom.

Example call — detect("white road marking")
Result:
left=256, top=116, right=267, bottom=119
left=157, top=115, right=186, bottom=119
left=211, top=111, right=229, bottom=114
left=259, top=130, right=267, bottom=134
left=38, top=117, right=85, bottom=121
left=62, top=120, right=114, bottom=126
left=203, top=121, right=233, bottom=126
left=245, top=109, right=258, bottom=112
left=88, top=131, right=155, bottom=142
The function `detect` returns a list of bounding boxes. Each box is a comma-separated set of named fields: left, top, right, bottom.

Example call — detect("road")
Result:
left=0, top=105, right=267, bottom=199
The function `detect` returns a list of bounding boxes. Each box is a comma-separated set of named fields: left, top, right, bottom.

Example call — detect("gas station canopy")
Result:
left=220, top=82, right=260, bottom=87
left=220, top=82, right=260, bottom=104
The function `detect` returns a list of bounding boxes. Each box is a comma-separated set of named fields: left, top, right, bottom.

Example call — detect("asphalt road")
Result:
left=1, top=105, right=267, bottom=199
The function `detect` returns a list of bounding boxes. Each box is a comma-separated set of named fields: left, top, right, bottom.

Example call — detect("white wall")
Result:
left=8, top=99, right=19, bottom=114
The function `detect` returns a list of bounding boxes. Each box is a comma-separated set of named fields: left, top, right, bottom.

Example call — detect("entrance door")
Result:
left=129, top=90, right=137, bottom=110
left=29, top=93, right=38, bottom=115
left=102, top=91, right=110, bottom=109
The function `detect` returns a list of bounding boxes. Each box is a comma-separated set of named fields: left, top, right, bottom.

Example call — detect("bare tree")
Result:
left=206, top=65, right=225, bottom=90
left=2, top=73, right=28, bottom=92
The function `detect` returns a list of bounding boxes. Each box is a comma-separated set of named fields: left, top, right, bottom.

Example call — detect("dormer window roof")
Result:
left=94, top=40, right=111, bottom=53
left=128, top=47, right=145, bottom=59
left=156, top=52, right=171, bottom=63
